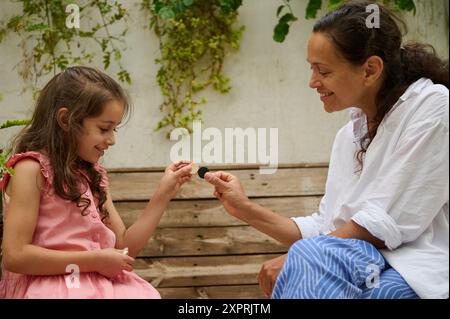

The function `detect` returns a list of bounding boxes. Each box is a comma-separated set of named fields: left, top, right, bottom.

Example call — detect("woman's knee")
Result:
left=289, top=236, right=383, bottom=270
left=288, top=236, right=332, bottom=265
left=290, top=235, right=348, bottom=255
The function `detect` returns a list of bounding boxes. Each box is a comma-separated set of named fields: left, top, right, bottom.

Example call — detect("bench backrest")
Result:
left=109, top=164, right=328, bottom=298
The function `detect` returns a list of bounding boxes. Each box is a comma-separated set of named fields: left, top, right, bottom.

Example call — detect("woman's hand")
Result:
left=204, top=171, right=251, bottom=218
left=204, top=171, right=302, bottom=246
left=258, top=254, right=287, bottom=298
left=95, top=248, right=135, bottom=279
left=156, top=160, right=193, bottom=201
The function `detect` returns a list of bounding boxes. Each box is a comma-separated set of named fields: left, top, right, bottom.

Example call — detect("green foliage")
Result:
left=393, top=0, right=416, bottom=13
left=0, top=0, right=130, bottom=94
left=143, top=0, right=245, bottom=135
left=0, top=120, right=30, bottom=179
left=0, top=148, right=14, bottom=179
left=0, top=119, right=31, bottom=129
left=274, top=0, right=416, bottom=43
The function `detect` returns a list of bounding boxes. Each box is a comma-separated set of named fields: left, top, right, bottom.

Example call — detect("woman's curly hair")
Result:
left=313, top=1, right=449, bottom=172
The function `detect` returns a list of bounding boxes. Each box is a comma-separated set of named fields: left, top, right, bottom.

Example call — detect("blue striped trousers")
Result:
left=272, top=236, right=419, bottom=299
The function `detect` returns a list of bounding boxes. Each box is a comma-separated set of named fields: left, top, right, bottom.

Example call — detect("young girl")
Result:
left=204, top=1, right=448, bottom=299
left=0, top=66, right=193, bottom=298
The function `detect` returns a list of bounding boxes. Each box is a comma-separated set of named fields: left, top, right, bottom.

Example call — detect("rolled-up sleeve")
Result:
left=292, top=194, right=329, bottom=239
left=352, top=202, right=403, bottom=250
left=352, top=100, right=449, bottom=250
left=292, top=213, right=325, bottom=239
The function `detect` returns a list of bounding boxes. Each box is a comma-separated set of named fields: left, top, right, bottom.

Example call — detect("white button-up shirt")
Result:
left=292, top=78, right=449, bottom=299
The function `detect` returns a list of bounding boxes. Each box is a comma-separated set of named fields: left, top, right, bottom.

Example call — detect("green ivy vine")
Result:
left=0, top=120, right=31, bottom=179
left=0, top=0, right=131, bottom=96
left=0, top=148, right=14, bottom=180
left=143, top=0, right=245, bottom=136
left=274, top=0, right=417, bottom=43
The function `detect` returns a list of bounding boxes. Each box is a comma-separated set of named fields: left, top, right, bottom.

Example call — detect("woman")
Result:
left=204, top=1, right=448, bottom=299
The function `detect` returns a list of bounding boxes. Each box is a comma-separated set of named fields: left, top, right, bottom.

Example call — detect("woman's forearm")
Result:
left=238, top=200, right=302, bottom=246
left=203, top=171, right=302, bottom=246
left=122, top=189, right=170, bottom=257
left=4, top=245, right=98, bottom=276
left=328, top=220, right=386, bottom=249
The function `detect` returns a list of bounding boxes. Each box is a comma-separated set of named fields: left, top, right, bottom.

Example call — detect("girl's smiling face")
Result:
left=307, top=32, right=369, bottom=114
left=78, top=99, right=125, bottom=164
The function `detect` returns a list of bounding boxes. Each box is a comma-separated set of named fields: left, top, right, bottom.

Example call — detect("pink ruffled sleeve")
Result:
left=0, top=151, right=53, bottom=193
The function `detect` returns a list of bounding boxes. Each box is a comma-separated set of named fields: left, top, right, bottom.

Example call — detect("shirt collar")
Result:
left=349, top=107, right=368, bottom=143
left=348, top=78, right=433, bottom=141
left=398, top=77, right=432, bottom=101
left=385, top=77, right=433, bottom=118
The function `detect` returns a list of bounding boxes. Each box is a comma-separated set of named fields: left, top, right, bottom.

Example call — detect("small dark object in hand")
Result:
left=198, top=166, right=209, bottom=179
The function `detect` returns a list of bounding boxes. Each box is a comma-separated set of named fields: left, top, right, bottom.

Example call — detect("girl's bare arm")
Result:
left=2, top=160, right=103, bottom=275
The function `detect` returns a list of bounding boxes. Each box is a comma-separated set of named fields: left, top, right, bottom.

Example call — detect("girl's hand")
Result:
left=157, top=160, right=193, bottom=201
left=95, top=248, right=135, bottom=279
left=203, top=171, right=251, bottom=218
left=258, top=254, right=287, bottom=298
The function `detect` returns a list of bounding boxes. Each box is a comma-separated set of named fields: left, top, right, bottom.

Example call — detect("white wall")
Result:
left=0, top=0, right=448, bottom=168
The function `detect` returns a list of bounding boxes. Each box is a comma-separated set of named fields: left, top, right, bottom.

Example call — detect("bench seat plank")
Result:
left=116, top=196, right=322, bottom=228
left=140, top=226, right=288, bottom=257
left=109, top=167, right=328, bottom=201
left=134, top=253, right=282, bottom=288
left=157, top=285, right=266, bottom=299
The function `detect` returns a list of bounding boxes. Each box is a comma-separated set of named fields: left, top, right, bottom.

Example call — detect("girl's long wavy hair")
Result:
left=313, top=0, right=449, bottom=171
left=11, top=66, right=131, bottom=221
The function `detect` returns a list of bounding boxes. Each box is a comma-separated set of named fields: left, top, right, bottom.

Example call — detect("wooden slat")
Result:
left=134, top=254, right=282, bottom=288
left=109, top=167, right=328, bottom=201
left=107, top=165, right=326, bottom=299
left=140, top=226, right=288, bottom=257
left=116, top=196, right=322, bottom=228
left=108, top=163, right=328, bottom=173
left=157, top=285, right=266, bottom=299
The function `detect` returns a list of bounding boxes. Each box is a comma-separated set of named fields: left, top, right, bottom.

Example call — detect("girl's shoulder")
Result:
left=0, top=151, right=53, bottom=192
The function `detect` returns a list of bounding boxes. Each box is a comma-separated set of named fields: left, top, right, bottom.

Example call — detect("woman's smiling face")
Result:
left=307, top=32, right=369, bottom=114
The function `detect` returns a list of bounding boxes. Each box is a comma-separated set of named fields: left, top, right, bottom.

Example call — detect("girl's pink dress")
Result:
left=0, top=151, right=160, bottom=299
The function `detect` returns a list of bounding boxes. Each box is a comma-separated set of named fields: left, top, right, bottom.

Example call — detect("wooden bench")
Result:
left=109, top=164, right=328, bottom=299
